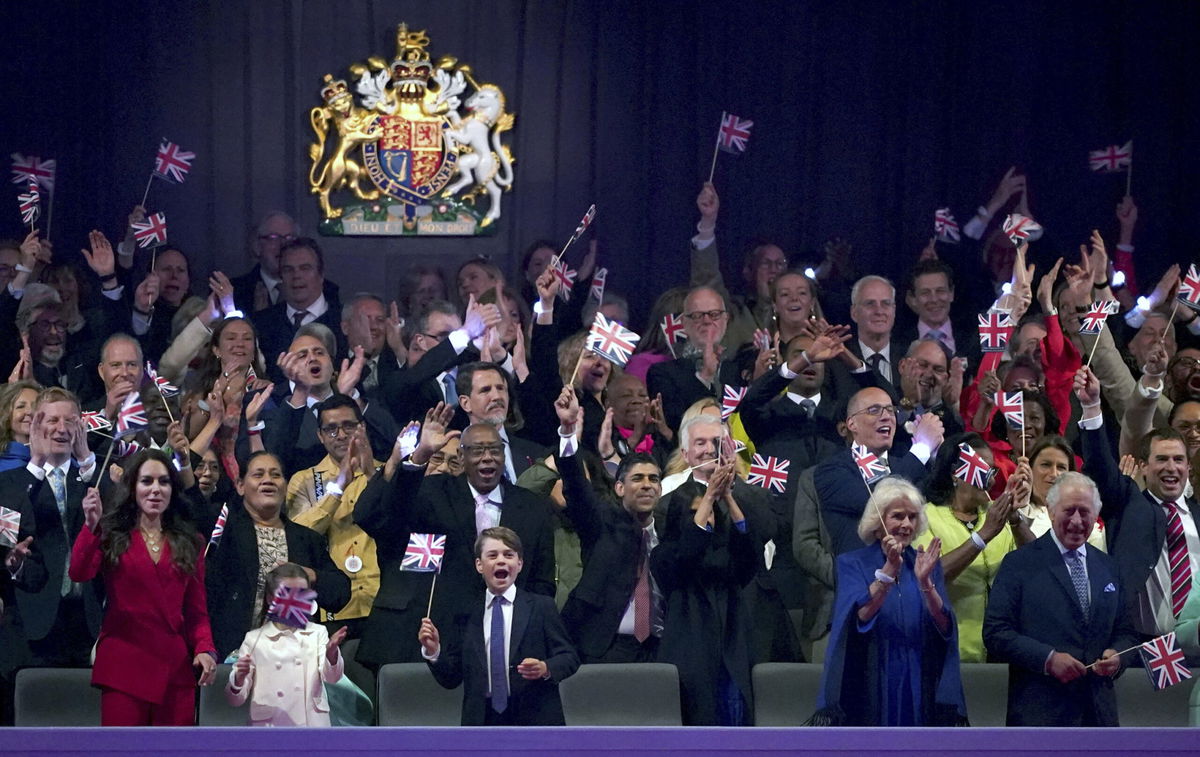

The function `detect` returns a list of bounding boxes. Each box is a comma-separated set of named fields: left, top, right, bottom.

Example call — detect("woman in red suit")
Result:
left=70, top=448, right=218, bottom=726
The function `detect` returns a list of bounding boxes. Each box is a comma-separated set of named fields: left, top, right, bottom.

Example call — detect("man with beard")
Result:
left=1076, top=365, right=1200, bottom=641
left=17, top=286, right=102, bottom=403
left=815, top=386, right=944, bottom=555
left=553, top=386, right=664, bottom=663
left=456, top=362, right=542, bottom=481
left=892, top=338, right=965, bottom=455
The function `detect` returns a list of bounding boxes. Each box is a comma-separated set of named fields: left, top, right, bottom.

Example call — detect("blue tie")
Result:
left=1066, top=550, right=1090, bottom=621
left=442, top=373, right=458, bottom=406
left=490, top=595, right=508, bottom=713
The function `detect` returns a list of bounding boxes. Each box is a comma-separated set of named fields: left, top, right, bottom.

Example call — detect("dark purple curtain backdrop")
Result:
left=3, top=0, right=1197, bottom=330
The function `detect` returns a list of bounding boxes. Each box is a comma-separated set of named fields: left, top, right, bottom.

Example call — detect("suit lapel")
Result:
left=508, top=590, right=532, bottom=665
left=1042, top=537, right=1088, bottom=625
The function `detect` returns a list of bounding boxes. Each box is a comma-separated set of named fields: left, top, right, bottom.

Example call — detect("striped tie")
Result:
left=1163, top=502, right=1192, bottom=618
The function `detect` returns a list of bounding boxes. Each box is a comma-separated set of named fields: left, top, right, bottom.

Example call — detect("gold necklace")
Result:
left=140, top=528, right=164, bottom=553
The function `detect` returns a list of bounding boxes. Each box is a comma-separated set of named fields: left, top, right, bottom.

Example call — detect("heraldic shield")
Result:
left=307, top=23, right=515, bottom=236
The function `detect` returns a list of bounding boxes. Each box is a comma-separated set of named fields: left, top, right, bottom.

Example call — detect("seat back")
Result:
left=14, top=668, right=101, bottom=726
left=1116, top=668, right=1196, bottom=727
left=559, top=663, right=682, bottom=726
left=959, top=663, right=1009, bottom=727
left=751, top=663, right=822, bottom=726
left=341, top=638, right=376, bottom=705
left=197, top=663, right=247, bottom=726
left=376, top=663, right=463, bottom=726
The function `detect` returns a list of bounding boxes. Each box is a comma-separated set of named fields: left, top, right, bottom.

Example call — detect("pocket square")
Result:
left=1104, top=582, right=1116, bottom=593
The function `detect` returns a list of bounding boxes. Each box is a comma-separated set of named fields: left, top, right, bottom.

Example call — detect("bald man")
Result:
left=814, top=387, right=944, bottom=555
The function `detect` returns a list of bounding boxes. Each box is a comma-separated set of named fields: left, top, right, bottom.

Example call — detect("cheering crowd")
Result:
left=2, top=170, right=1200, bottom=728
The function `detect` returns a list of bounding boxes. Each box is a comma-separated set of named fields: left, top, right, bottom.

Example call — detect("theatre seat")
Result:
left=14, top=668, right=101, bottom=726
left=197, top=664, right=246, bottom=726
left=341, top=638, right=376, bottom=705
left=559, top=663, right=682, bottom=726
left=752, top=663, right=823, bottom=726
left=376, top=663, right=463, bottom=726
left=1116, top=669, right=1196, bottom=726
left=960, top=663, right=1009, bottom=727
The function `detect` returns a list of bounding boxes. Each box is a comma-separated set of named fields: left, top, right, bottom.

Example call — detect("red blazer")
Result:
left=70, top=527, right=217, bottom=705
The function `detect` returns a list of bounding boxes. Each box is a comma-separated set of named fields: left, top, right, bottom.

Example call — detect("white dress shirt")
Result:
left=469, top=481, right=505, bottom=533
left=860, top=341, right=893, bottom=384
left=287, top=293, right=329, bottom=327
left=1137, top=493, right=1200, bottom=636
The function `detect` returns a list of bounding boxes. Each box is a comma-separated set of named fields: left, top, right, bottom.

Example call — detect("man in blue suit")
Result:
left=984, top=472, right=1137, bottom=726
left=814, top=386, right=943, bottom=555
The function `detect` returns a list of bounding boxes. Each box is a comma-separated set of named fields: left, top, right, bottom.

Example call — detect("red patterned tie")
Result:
left=633, top=529, right=651, bottom=643
left=1164, top=502, right=1192, bottom=617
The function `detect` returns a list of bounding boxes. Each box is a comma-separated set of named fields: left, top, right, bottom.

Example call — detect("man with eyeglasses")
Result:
left=814, top=386, right=944, bottom=555
left=231, top=212, right=341, bottom=314
left=848, top=275, right=903, bottom=397
left=16, top=286, right=102, bottom=402
left=647, top=285, right=744, bottom=430
left=353, top=404, right=555, bottom=670
left=284, top=393, right=382, bottom=641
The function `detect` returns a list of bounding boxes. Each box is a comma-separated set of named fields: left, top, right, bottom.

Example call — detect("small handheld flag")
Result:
left=552, top=259, right=577, bottom=302
left=589, top=267, right=607, bottom=303
left=401, top=533, right=446, bottom=573
left=954, top=443, right=995, bottom=490
left=934, top=208, right=960, bottom=243
left=570, top=204, right=597, bottom=245
left=1002, top=213, right=1041, bottom=246
left=978, top=312, right=1013, bottom=353
left=852, top=443, right=889, bottom=487
left=721, top=385, right=746, bottom=420
left=1089, top=141, right=1133, bottom=173
left=81, top=410, right=112, bottom=433
left=208, top=504, right=229, bottom=549
left=131, top=212, right=168, bottom=249
left=1177, top=265, right=1200, bottom=312
left=18, top=181, right=39, bottom=225
left=0, top=506, right=20, bottom=548
left=115, top=393, right=149, bottom=438
left=660, top=313, right=686, bottom=345
left=11, top=154, right=56, bottom=192
left=585, top=312, right=641, bottom=367
left=1079, top=300, right=1119, bottom=335
left=717, top=112, right=754, bottom=154
left=154, top=141, right=195, bottom=183
left=146, top=361, right=179, bottom=398
left=994, top=391, right=1024, bottom=429
left=267, top=584, right=318, bottom=629
left=747, top=454, right=790, bottom=494
left=1141, top=632, right=1191, bottom=690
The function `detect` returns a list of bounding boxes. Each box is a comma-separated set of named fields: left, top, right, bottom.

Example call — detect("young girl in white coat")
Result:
left=225, top=562, right=347, bottom=726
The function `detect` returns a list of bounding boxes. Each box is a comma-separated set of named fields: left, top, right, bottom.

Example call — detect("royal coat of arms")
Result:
left=307, top=24, right=515, bottom=236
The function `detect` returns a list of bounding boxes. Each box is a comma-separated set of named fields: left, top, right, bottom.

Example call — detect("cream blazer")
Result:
left=225, top=621, right=343, bottom=727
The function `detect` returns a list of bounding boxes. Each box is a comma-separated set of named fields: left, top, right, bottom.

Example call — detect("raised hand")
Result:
left=4, top=536, right=33, bottom=573
left=986, top=166, right=1026, bottom=215
left=698, top=340, right=722, bottom=385
left=696, top=182, right=719, bottom=224
left=597, top=407, right=616, bottom=460
left=418, top=617, right=441, bottom=657
left=807, top=324, right=851, bottom=363
left=1116, top=196, right=1138, bottom=239
left=554, top=385, right=581, bottom=432
left=462, top=294, right=486, bottom=339
left=244, top=384, right=274, bottom=428
left=578, top=239, right=597, bottom=282
left=535, top=266, right=560, bottom=306
left=19, top=229, right=47, bottom=269
left=8, top=334, right=31, bottom=382
left=385, top=301, right=407, bottom=362
left=911, top=411, right=944, bottom=452
left=1147, top=264, right=1181, bottom=311
left=336, top=345, right=366, bottom=396
left=71, top=416, right=91, bottom=464
left=277, top=350, right=308, bottom=387
left=82, top=487, right=102, bottom=532
left=1036, top=257, right=1064, bottom=314
left=1073, top=365, right=1101, bottom=407
left=914, top=537, right=941, bottom=585
left=134, top=272, right=161, bottom=312
left=1144, top=341, right=1169, bottom=378
left=326, top=626, right=348, bottom=664
left=80, top=230, right=116, bottom=278
left=647, top=393, right=671, bottom=439
left=918, top=237, right=938, bottom=262
left=881, top=534, right=904, bottom=575
left=414, top=403, right=459, bottom=464
left=209, top=271, right=235, bottom=314
left=166, top=420, right=191, bottom=463
left=943, top=357, right=966, bottom=410
left=1087, top=229, right=1108, bottom=287
left=511, top=325, right=529, bottom=381
left=232, top=654, right=253, bottom=688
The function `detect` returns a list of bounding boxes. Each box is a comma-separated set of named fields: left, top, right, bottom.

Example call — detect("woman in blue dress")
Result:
left=813, top=476, right=967, bottom=726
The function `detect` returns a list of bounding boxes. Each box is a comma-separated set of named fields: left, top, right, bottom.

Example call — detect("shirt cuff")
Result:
left=77, top=453, right=96, bottom=482
left=1138, top=379, right=1163, bottom=399
left=1124, top=306, right=1148, bottom=329
left=8, top=283, right=24, bottom=299
left=1077, top=414, right=1103, bottom=431
left=131, top=309, right=152, bottom=336
left=448, top=328, right=470, bottom=354
left=421, top=645, right=440, bottom=663
left=1043, top=649, right=1056, bottom=675
left=963, top=212, right=988, bottom=241
left=691, top=234, right=715, bottom=250
left=102, top=285, right=124, bottom=301
left=558, top=434, right=578, bottom=458
left=498, top=353, right=515, bottom=375
left=778, top=362, right=798, bottom=380
left=909, top=442, right=932, bottom=465
left=733, top=519, right=747, bottom=533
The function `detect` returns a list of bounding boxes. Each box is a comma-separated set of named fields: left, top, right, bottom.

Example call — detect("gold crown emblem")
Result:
left=320, top=74, right=350, bottom=105
left=390, top=23, right=433, bottom=84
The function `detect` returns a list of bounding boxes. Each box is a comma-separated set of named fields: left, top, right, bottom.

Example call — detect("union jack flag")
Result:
left=116, top=439, right=143, bottom=458
left=81, top=410, right=112, bottom=432
left=978, top=312, right=1013, bottom=352
left=586, top=312, right=640, bottom=367
left=131, top=212, right=168, bottom=248
left=589, top=267, right=607, bottom=303
left=552, top=258, right=577, bottom=302
left=17, top=180, right=39, bottom=225
left=1177, top=265, right=1200, bottom=312
left=145, top=361, right=179, bottom=397
left=208, top=503, right=229, bottom=548
left=747, top=454, right=790, bottom=494
left=721, top=385, right=746, bottom=420
left=1089, top=141, right=1132, bottom=173
left=660, top=313, right=686, bottom=345
left=717, top=112, right=753, bottom=154
left=154, top=141, right=195, bottom=183
left=1079, top=300, right=1119, bottom=335
left=401, top=533, right=446, bottom=573
left=115, top=393, right=148, bottom=438
left=569, top=204, right=597, bottom=244
left=1002, top=213, right=1041, bottom=246
left=852, top=443, right=889, bottom=486
left=954, top=443, right=994, bottom=490
left=994, top=391, right=1024, bottom=429
left=0, top=506, right=20, bottom=548
left=267, top=584, right=318, bottom=629
left=934, top=208, right=960, bottom=243
left=10, top=154, right=56, bottom=192
left=1141, top=632, right=1192, bottom=690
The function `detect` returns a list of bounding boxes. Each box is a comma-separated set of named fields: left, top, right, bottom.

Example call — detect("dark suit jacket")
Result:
left=204, top=504, right=351, bottom=657
left=1081, top=423, right=1200, bottom=601
left=647, top=355, right=743, bottom=431
left=255, top=302, right=348, bottom=383
left=846, top=338, right=904, bottom=402
left=0, top=463, right=104, bottom=643
left=380, top=338, right=476, bottom=428
left=231, top=264, right=340, bottom=315
left=983, top=533, right=1137, bottom=726
left=814, top=446, right=929, bottom=555
left=555, top=449, right=649, bottom=658
left=428, top=588, right=579, bottom=725
left=261, top=394, right=397, bottom=478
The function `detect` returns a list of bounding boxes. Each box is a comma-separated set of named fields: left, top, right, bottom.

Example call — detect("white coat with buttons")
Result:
left=225, top=621, right=344, bottom=726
